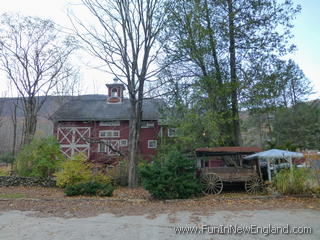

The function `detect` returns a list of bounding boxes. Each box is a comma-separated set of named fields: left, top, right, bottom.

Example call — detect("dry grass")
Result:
left=0, top=165, right=11, bottom=176
left=0, top=186, right=319, bottom=219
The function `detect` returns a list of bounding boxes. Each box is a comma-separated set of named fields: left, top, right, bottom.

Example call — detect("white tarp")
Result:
left=244, top=149, right=304, bottom=160
left=244, top=149, right=304, bottom=181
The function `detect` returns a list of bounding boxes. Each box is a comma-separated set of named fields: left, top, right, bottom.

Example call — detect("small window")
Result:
left=168, top=128, right=176, bottom=137
left=120, top=139, right=128, bottom=147
left=141, top=121, right=155, bottom=128
left=111, top=88, right=118, bottom=97
left=148, top=140, right=157, bottom=149
left=99, top=130, right=120, bottom=138
left=99, top=121, right=120, bottom=126
left=98, top=142, right=106, bottom=152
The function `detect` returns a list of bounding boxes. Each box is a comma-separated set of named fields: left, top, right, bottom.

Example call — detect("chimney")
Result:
left=106, top=78, right=125, bottom=103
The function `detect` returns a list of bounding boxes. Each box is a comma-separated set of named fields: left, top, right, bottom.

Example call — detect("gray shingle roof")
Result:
left=51, top=95, right=163, bottom=121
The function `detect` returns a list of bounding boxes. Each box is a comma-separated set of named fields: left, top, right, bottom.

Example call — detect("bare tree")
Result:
left=10, top=98, right=20, bottom=156
left=0, top=13, right=77, bottom=144
left=70, top=0, right=166, bottom=187
left=0, top=94, right=6, bottom=130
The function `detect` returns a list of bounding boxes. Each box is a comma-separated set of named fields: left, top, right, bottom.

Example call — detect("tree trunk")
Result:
left=22, top=97, right=37, bottom=145
left=227, top=0, right=241, bottom=146
left=128, top=98, right=142, bottom=188
left=204, top=0, right=232, bottom=144
left=11, top=103, right=18, bottom=156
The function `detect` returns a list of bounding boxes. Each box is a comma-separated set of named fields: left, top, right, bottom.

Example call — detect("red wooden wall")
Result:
left=54, top=120, right=161, bottom=163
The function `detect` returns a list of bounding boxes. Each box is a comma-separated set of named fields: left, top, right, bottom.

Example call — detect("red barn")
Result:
left=51, top=80, right=167, bottom=164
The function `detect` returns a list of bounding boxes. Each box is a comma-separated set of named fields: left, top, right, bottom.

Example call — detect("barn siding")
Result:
left=54, top=120, right=161, bottom=163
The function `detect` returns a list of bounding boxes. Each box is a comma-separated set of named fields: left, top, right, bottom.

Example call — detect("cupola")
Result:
left=106, top=78, right=125, bottom=103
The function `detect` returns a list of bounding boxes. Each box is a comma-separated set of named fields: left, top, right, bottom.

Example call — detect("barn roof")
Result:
left=50, top=95, right=164, bottom=121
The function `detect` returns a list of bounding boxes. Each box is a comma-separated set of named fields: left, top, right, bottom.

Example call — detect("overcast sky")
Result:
left=0, top=0, right=319, bottom=99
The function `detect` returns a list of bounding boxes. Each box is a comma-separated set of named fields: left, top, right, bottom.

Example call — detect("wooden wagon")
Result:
left=195, top=147, right=264, bottom=194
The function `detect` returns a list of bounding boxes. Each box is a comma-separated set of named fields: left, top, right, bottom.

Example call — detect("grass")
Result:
left=0, top=165, right=11, bottom=176
left=0, top=193, right=26, bottom=199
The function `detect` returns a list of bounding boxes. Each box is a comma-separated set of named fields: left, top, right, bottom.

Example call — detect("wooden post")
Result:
left=267, top=159, right=272, bottom=182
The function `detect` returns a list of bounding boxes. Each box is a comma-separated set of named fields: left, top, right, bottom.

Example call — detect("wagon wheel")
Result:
left=245, top=176, right=264, bottom=194
left=201, top=173, right=223, bottom=195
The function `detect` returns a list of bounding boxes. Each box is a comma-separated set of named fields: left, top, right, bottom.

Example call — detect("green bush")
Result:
left=55, top=153, right=92, bottom=187
left=55, top=153, right=111, bottom=188
left=14, top=137, right=64, bottom=178
left=139, top=149, right=201, bottom=199
left=273, top=167, right=318, bottom=195
left=65, top=181, right=115, bottom=197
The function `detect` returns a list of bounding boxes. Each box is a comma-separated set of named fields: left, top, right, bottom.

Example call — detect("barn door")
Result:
left=57, top=127, right=90, bottom=158
left=107, top=140, right=119, bottom=156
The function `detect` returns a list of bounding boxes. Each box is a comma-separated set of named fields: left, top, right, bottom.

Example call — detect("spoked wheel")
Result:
left=245, top=176, right=264, bottom=194
left=201, top=173, right=223, bottom=195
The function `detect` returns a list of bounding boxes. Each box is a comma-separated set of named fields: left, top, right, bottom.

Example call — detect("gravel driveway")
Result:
left=1, top=209, right=319, bottom=240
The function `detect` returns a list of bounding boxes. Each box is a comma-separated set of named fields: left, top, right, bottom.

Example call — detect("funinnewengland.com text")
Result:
left=174, top=224, right=312, bottom=236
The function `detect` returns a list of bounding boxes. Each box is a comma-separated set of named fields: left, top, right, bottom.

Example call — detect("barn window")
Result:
left=98, top=142, right=106, bottom=152
left=111, top=88, right=118, bottom=97
left=120, top=139, right=128, bottom=147
left=99, top=130, right=120, bottom=138
left=141, top=121, right=155, bottom=128
left=99, top=121, right=120, bottom=126
left=148, top=140, right=157, bottom=149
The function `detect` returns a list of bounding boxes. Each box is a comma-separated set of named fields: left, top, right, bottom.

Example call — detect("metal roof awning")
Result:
left=244, top=149, right=304, bottom=182
left=195, top=147, right=262, bottom=156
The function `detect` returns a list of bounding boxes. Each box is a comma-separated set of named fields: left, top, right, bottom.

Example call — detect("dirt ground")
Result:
left=0, top=186, right=319, bottom=218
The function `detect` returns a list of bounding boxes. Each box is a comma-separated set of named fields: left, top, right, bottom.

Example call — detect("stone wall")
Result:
left=0, top=176, right=56, bottom=187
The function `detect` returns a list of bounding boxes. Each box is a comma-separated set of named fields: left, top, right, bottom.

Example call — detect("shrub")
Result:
left=139, top=149, right=201, bottom=199
left=55, top=153, right=111, bottom=188
left=91, top=172, right=112, bottom=185
left=65, top=181, right=115, bottom=197
left=273, top=167, right=318, bottom=195
left=55, top=153, right=93, bottom=187
left=14, top=137, right=64, bottom=178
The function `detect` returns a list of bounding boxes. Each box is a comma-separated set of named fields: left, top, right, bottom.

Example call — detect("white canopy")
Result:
left=244, top=149, right=304, bottom=181
left=244, top=149, right=304, bottom=160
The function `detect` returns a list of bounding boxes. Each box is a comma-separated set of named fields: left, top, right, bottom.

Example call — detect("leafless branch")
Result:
left=0, top=13, right=78, bottom=144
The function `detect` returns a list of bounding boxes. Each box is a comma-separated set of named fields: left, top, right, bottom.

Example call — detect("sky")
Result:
left=289, top=0, right=320, bottom=99
left=0, top=0, right=319, bottom=99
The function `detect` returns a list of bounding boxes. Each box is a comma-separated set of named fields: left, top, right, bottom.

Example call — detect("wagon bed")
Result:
left=195, top=147, right=263, bottom=194
left=201, top=166, right=257, bottom=182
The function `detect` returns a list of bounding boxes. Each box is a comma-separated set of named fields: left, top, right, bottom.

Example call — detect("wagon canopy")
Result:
left=244, top=149, right=304, bottom=181
left=244, top=149, right=303, bottom=160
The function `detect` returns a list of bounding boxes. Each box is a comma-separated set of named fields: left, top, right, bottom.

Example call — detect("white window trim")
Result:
left=141, top=121, right=155, bottom=128
left=99, top=130, right=120, bottom=138
left=99, top=121, right=120, bottom=126
left=107, top=140, right=119, bottom=156
left=168, top=128, right=176, bottom=137
left=119, top=139, right=128, bottom=147
left=148, top=140, right=157, bottom=149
